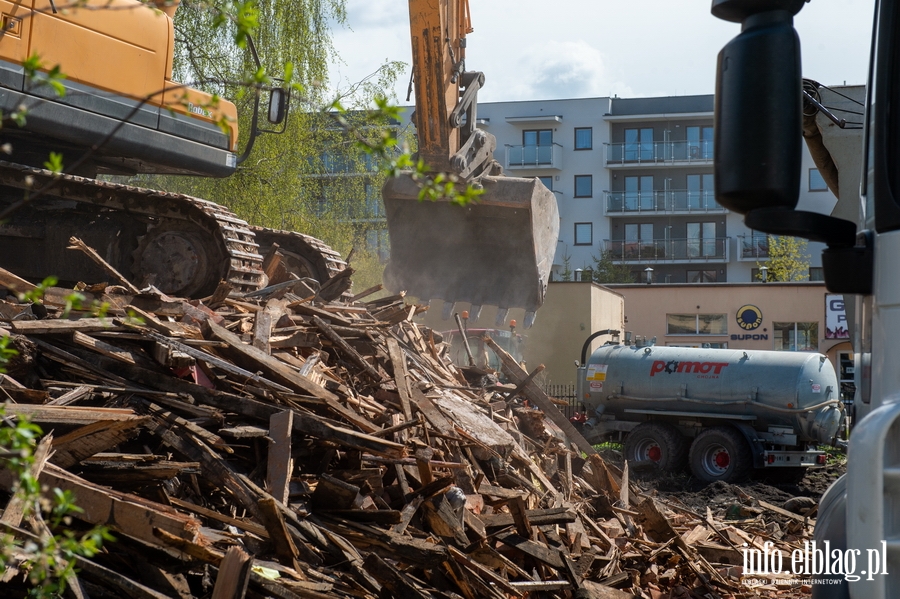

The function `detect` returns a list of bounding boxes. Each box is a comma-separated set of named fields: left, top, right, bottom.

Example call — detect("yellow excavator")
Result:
left=0, top=0, right=347, bottom=298
left=382, top=0, right=559, bottom=329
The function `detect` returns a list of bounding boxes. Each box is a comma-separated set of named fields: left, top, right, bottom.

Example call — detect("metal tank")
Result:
left=577, top=344, right=844, bottom=445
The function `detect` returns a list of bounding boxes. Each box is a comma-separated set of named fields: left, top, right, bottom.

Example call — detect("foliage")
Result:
left=558, top=246, right=573, bottom=282
left=0, top=413, right=114, bottom=597
left=758, top=235, right=810, bottom=281
left=591, top=250, right=635, bottom=284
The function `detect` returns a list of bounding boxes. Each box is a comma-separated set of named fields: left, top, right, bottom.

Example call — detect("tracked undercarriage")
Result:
left=0, top=160, right=348, bottom=298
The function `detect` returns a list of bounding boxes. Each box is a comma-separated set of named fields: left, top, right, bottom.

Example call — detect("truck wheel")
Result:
left=624, top=422, right=688, bottom=472
left=689, top=426, right=753, bottom=483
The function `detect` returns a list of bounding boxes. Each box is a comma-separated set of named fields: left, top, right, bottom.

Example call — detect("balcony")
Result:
left=603, top=237, right=729, bottom=263
left=605, top=190, right=725, bottom=215
left=737, top=234, right=770, bottom=261
left=505, top=143, right=563, bottom=170
left=606, top=140, right=714, bottom=166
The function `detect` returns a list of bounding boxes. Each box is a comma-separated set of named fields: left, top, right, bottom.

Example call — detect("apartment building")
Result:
left=471, top=95, right=837, bottom=283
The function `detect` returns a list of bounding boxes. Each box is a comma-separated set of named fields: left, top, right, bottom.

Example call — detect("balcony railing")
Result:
left=605, top=190, right=725, bottom=214
left=737, top=234, right=770, bottom=261
left=505, top=143, right=563, bottom=170
left=606, top=140, right=714, bottom=165
left=603, top=237, right=729, bottom=263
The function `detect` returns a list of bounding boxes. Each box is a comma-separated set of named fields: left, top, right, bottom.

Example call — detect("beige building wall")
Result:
left=606, top=282, right=852, bottom=368
left=415, top=282, right=625, bottom=386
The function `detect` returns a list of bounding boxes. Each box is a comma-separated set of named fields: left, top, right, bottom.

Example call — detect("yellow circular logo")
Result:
left=736, top=305, right=762, bottom=330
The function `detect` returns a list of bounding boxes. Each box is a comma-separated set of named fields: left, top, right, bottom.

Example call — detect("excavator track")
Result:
left=0, top=160, right=344, bottom=297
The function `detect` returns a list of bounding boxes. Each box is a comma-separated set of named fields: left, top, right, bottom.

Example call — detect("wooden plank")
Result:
left=3, top=404, right=139, bottom=425
left=386, top=338, right=413, bottom=421
left=496, top=532, right=566, bottom=569
left=71, top=330, right=145, bottom=365
left=508, top=495, right=533, bottom=537
left=11, top=317, right=121, bottom=335
left=258, top=496, right=302, bottom=572
left=211, top=546, right=253, bottom=599
left=0, top=265, right=36, bottom=295
left=478, top=507, right=576, bottom=529
left=267, top=410, right=294, bottom=505
left=202, top=320, right=337, bottom=400
left=253, top=298, right=288, bottom=353
left=1, top=463, right=205, bottom=559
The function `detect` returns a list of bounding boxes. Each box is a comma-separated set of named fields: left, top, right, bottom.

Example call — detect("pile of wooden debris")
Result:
left=0, top=244, right=820, bottom=598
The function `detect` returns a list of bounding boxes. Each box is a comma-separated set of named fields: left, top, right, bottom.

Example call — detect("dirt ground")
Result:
left=597, top=445, right=847, bottom=513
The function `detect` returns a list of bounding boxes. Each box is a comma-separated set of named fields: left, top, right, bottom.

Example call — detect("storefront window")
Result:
left=666, top=314, right=727, bottom=335
left=773, top=322, right=819, bottom=351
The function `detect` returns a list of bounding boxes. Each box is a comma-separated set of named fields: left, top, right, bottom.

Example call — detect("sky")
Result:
left=327, top=0, right=875, bottom=104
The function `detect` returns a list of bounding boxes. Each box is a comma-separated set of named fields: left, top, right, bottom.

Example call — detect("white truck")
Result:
left=711, top=0, right=898, bottom=596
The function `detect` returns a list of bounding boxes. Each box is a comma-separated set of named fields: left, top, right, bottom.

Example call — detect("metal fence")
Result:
left=543, top=384, right=579, bottom=419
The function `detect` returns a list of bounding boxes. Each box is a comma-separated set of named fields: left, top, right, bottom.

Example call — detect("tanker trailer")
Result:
left=576, top=341, right=845, bottom=482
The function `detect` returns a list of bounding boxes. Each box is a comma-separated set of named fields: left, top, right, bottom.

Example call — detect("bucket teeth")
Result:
left=441, top=302, right=456, bottom=321
left=469, top=305, right=483, bottom=323
left=495, top=308, right=510, bottom=327
left=524, top=311, right=537, bottom=329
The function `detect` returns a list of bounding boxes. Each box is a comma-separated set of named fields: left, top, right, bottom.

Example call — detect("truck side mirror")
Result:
left=712, top=0, right=806, bottom=215
left=268, top=88, right=287, bottom=125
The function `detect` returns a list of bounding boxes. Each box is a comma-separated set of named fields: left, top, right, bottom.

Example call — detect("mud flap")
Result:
left=382, top=173, right=559, bottom=319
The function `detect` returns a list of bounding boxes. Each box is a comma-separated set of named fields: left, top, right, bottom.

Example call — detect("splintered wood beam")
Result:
left=211, top=546, right=253, bottom=599
left=267, top=410, right=293, bottom=505
left=484, top=334, right=597, bottom=457
left=0, top=463, right=205, bottom=559
left=257, top=497, right=302, bottom=572
left=50, top=418, right=148, bottom=469
left=68, top=236, right=141, bottom=293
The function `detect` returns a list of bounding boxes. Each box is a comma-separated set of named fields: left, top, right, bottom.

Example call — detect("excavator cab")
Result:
left=382, top=0, right=559, bottom=328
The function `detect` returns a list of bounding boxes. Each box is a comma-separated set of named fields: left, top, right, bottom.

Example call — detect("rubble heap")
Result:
left=0, top=256, right=820, bottom=598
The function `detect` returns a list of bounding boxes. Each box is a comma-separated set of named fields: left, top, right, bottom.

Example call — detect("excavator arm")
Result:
left=382, top=0, right=559, bottom=327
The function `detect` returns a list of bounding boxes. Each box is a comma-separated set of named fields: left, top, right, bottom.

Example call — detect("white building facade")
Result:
left=469, top=95, right=837, bottom=283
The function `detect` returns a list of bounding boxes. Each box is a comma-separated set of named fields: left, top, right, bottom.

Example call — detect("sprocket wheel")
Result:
left=132, top=220, right=226, bottom=297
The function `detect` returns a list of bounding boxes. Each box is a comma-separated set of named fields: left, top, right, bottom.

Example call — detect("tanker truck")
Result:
left=575, top=338, right=845, bottom=483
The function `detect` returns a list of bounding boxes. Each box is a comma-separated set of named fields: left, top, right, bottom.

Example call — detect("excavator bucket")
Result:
left=382, top=173, right=559, bottom=325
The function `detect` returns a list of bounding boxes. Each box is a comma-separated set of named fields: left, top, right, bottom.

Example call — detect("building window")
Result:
left=667, top=314, right=728, bottom=335
left=624, top=127, right=653, bottom=161
left=686, top=174, right=715, bottom=210
left=574, top=127, right=592, bottom=150
left=686, top=270, right=717, bottom=283
left=687, top=221, right=717, bottom=257
left=524, top=129, right=552, bottom=147
left=624, top=176, right=654, bottom=211
left=686, top=125, right=714, bottom=159
left=809, top=266, right=824, bottom=281
left=773, top=322, right=819, bottom=351
left=622, top=223, right=654, bottom=259
left=538, top=176, right=553, bottom=191
left=809, top=168, right=828, bottom=191
left=574, top=222, right=592, bottom=245
left=742, top=230, right=769, bottom=259
left=574, top=175, right=592, bottom=198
